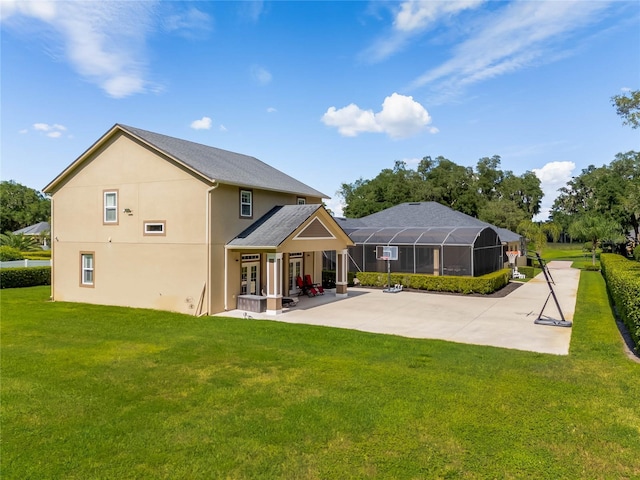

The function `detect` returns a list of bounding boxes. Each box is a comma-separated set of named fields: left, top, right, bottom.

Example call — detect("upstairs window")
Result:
left=104, top=190, right=118, bottom=224
left=297, top=197, right=306, bottom=205
left=240, top=189, right=253, bottom=218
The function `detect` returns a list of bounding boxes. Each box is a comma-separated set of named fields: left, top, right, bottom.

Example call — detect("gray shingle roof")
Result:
left=228, top=204, right=323, bottom=247
left=119, top=124, right=328, bottom=198
left=352, top=202, right=488, bottom=228
left=13, top=221, right=50, bottom=235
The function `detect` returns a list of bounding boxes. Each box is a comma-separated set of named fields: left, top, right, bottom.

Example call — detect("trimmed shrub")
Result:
left=0, top=246, right=24, bottom=261
left=0, top=266, right=51, bottom=289
left=518, top=266, right=535, bottom=278
left=354, top=269, right=511, bottom=295
left=634, top=245, right=640, bottom=262
left=22, top=250, right=51, bottom=260
left=600, top=254, right=640, bottom=352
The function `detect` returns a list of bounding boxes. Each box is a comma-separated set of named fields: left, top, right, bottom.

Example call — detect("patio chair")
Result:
left=512, top=267, right=526, bottom=280
left=304, top=274, right=324, bottom=295
left=296, top=275, right=318, bottom=297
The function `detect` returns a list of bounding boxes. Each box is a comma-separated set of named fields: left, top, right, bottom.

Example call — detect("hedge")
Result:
left=0, top=266, right=51, bottom=289
left=600, top=253, right=640, bottom=352
left=22, top=250, right=51, bottom=260
left=0, top=246, right=24, bottom=261
left=354, top=268, right=511, bottom=295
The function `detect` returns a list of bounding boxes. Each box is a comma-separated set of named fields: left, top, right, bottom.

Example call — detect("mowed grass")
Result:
left=2, top=276, right=639, bottom=479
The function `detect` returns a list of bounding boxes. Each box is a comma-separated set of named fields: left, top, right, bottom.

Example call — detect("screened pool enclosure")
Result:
left=339, top=226, right=503, bottom=277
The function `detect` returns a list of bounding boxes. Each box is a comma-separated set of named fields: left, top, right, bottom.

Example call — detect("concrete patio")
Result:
left=216, top=261, right=581, bottom=355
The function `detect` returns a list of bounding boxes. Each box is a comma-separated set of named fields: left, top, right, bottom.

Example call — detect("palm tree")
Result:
left=568, top=215, right=622, bottom=265
left=0, top=232, right=41, bottom=252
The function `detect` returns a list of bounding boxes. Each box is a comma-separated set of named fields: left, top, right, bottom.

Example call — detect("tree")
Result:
left=568, top=215, right=622, bottom=265
left=478, top=199, right=528, bottom=232
left=0, top=181, right=50, bottom=233
left=611, top=89, right=640, bottom=129
left=517, top=221, right=561, bottom=254
left=0, top=232, right=41, bottom=251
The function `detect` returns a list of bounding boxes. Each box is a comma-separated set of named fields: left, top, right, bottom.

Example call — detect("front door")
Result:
left=241, top=261, right=260, bottom=295
left=289, top=257, right=302, bottom=295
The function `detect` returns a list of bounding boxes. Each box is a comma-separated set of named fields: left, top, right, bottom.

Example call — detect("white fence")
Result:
left=0, top=259, right=51, bottom=269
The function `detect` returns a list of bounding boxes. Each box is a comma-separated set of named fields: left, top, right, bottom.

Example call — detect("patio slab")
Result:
left=215, top=261, right=580, bottom=355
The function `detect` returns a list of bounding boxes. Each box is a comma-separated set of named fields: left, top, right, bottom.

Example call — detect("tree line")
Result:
left=339, top=155, right=543, bottom=232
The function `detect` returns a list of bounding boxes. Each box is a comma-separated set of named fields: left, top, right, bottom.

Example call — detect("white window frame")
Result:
left=80, top=252, right=94, bottom=287
left=240, top=189, right=253, bottom=218
left=143, top=221, right=166, bottom=236
left=103, top=190, right=118, bottom=224
left=297, top=197, right=306, bottom=205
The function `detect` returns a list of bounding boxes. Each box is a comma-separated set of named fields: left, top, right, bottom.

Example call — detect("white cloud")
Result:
left=31, top=122, right=67, bottom=138
left=532, top=161, right=575, bottom=221
left=267, top=107, right=277, bottom=113
left=409, top=1, right=611, bottom=99
left=322, top=93, right=434, bottom=139
left=251, top=65, right=272, bottom=85
left=219, top=124, right=228, bottom=132
left=163, top=7, right=212, bottom=38
left=190, top=116, right=212, bottom=130
left=362, top=0, right=484, bottom=63
left=1, top=2, right=211, bottom=98
left=324, top=197, right=345, bottom=218
left=394, top=0, right=485, bottom=33
left=19, top=128, right=28, bottom=134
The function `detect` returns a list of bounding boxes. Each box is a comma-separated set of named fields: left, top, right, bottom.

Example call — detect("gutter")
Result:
left=205, top=181, right=219, bottom=315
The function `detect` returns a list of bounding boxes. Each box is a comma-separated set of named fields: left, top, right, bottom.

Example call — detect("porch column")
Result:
left=266, top=252, right=283, bottom=314
left=434, top=248, right=440, bottom=276
left=336, top=249, right=348, bottom=297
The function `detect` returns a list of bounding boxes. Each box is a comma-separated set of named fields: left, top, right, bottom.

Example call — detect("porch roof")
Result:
left=227, top=204, right=323, bottom=248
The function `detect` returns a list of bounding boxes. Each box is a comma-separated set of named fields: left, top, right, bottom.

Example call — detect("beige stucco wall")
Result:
left=210, top=184, right=323, bottom=313
left=50, top=132, right=209, bottom=314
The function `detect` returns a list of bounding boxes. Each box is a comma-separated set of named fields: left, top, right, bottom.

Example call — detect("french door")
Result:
left=288, top=256, right=302, bottom=295
left=241, top=261, right=260, bottom=295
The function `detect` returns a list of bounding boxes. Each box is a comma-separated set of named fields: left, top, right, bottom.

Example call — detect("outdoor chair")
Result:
left=512, top=267, right=526, bottom=280
left=296, top=275, right=318, bottom=297
left=304, top=274, right=324, bottom=295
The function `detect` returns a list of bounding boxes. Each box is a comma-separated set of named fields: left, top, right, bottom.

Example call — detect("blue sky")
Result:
left=2, top=1, right=638, bottom=219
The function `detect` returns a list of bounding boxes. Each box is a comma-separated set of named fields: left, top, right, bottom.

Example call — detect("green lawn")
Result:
left=2, top=277, right=639, bottom=479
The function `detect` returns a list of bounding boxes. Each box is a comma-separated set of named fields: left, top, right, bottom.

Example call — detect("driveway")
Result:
left=217, top=261, right=580, bottom=355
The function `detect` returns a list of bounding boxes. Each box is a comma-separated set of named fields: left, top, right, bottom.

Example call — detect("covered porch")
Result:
left=224, top=204, right=354, bottom=315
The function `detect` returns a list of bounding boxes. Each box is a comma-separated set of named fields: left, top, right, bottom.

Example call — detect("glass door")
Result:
left=289, top=257, right=302, bottom=295
left=241, top=261, right=260, bottom=295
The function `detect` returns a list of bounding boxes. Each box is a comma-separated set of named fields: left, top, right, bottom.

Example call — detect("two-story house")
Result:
left=43, top=124, right=353, bottom=315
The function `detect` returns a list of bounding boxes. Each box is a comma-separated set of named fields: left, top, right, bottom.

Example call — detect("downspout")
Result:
left=205, top=181, right=219, bottom=315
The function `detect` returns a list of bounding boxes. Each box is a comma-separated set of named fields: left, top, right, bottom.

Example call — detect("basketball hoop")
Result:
left=380, top=256, right=389, bottom=261
left=506, top=250, right=520, bottom=265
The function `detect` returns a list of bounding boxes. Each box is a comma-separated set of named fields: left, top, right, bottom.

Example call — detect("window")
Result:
left=297, top=197, right=306, bottom=205
left=104, top=190, right=118, bottom=224
left=240, top=189, right=253, bottom=218
left=80, top=252, right=94, bottom=287
left=143, top=221, right=166, bottom=236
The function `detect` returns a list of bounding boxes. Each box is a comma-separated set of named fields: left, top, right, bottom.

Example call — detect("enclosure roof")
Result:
left=338, top=202, right=521, bottom=244
left=344, top=225, right=495, bottom=247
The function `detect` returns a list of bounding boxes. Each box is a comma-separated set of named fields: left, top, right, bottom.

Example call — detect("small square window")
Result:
left=80, top=252, right=94, bottom=287
left=297, top=197, right=306, bottom=205
left=104, top=190, right=118, bottom=224
left=143, top=221, right=166, bottom=236
left=240, top=189, right=253, bottom=218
